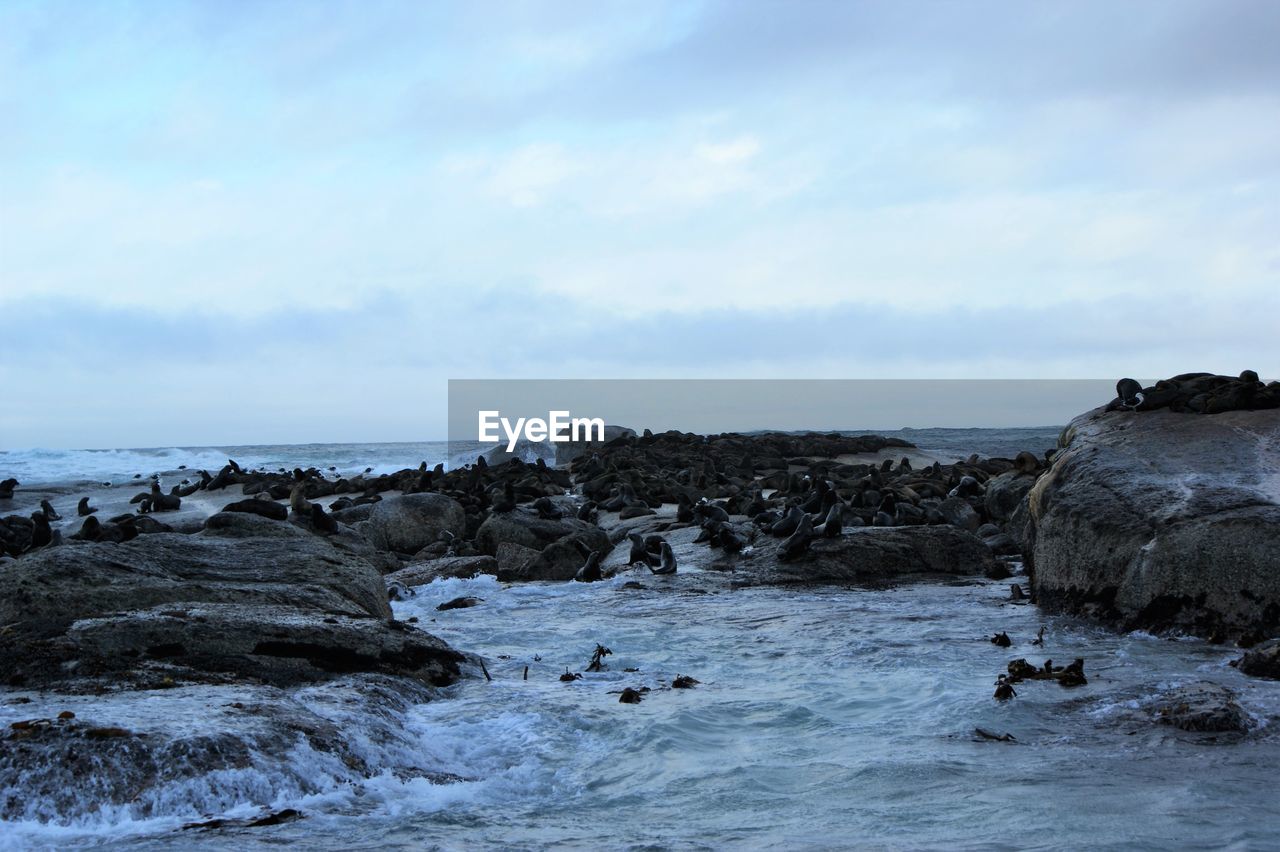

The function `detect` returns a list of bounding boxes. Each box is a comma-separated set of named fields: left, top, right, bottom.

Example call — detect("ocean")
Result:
left=0, top=427, right=1065, bottom=487
left=3, top=428, right=1278, bottom=850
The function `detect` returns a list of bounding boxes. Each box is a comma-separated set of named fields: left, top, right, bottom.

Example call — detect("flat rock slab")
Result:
left=0, top=511, right=464, bottom=690
left=68, top=603, right=464, bottom=686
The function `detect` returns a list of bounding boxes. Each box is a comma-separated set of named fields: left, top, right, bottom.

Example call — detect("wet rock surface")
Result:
left=1151, top=682, right=1252, bottom=733
left=0, top=513, right=463, bottom=690
left=1028, top=401, right=1280, bottom=638
left=1236, top=639, right=1280, bottom=680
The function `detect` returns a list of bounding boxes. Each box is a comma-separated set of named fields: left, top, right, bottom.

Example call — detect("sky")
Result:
left=1, top=0, right=1278, bottom=448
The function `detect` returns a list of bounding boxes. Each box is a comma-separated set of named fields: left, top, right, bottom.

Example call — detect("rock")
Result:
left=0, top=514, right=463, bottom=689
left=474, top=508, right=603, bottom=555
left=1236, top=639, right=1280, bottom=680
left=68, top=603, right=463, bottom=687
left=385, top=556, right=497, bottom=588
left=937, top=496, right=982, bottom=532
left=221, top=499, right=288, bottom=522
left=357, top=494, right=466, bottom=555
left=330, top=503, right=377, bottom=526
left=0, top=675, right=457, bottom=825
left=554, top=424, right=638, bottom=466
left=1005, top=494, right=1036, bottom=557
left=494, top=542, right=541, bottom=581
left=437, top=596, right=482, bottom=611
left=1028, top=407, right=1280, bottom=637
left=1152, top=682, right=1250, bottom=733
left=518, top=529, right=613, bottom=582
left=735, top=525, right=998, bottom=586
left=984, top=471, right=1036, bottom=524
left=981, top=532, right=1021, bottom=556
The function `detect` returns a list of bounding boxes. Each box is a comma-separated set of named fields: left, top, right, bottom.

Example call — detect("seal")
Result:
left=694, top=501, right=731, bottom=524
left=627, top=532, right=653, bottom=567
left=649, top=541, right=677, bottom=575
left=77, top=497, right=98, bottom=517
left=222, top=499, right=288, bottom=521
left=769, top=505, right=804, bottom=538
left=574, top=550, right=603, bottom=582
left=39, top=500, right=61, bottom=521
left=717, top=525, right=746, bottom=552
left=0, top=478, right=17, bottom=500
left=29, top=512, right=52, bottom=549
left=149, top=482, right=181, bottom=512
left=310, top=503, right=338, bottom=535
left=1106, top=377, right=1145, bottom=411
left=779, top=513, right=814, bottom=561
left=493, top=481, right=517, bottom=514
left=532, top=496, right=562, bottom=520
left=676, top=496, right=695, bottom=523
left=815, top=503, right=842, bottom=538
left=948, top=476, right=980, bottom=499
left=288, top=483, right=311, bottom=515
left=72, top=515, right=102, bottom=542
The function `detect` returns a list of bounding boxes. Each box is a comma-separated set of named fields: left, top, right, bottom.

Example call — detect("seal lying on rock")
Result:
left=1104, top=370, right=1279, bottom=414
left=148, top=482, right=181, bottom=512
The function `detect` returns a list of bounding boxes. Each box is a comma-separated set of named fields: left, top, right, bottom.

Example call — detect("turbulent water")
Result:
left=4, top=429, right=1279, bottom=850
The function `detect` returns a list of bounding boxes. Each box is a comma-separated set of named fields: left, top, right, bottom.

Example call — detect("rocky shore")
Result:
left=1, top=370, right=1278, bottom=828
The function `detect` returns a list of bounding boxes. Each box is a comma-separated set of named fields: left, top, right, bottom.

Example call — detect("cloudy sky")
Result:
left=1, top=1, right=1277, bottom=448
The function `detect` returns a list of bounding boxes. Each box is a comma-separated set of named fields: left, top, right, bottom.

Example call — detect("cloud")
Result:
left=0, top=1, right=1277, bottom=447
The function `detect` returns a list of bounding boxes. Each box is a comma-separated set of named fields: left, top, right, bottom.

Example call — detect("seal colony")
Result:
left=0, top=371, right=1276, bottom=677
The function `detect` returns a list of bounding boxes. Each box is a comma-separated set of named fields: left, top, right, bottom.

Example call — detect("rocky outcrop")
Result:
left=0, top=512, right=464, bottom=689
left=733, top=525, right=999, bottom=586
left=1028, top=406, right=1280, bottom=637
left=1151, top=682, right=1251, bottom=733
left=1236, top=639, right=1280, bottom=680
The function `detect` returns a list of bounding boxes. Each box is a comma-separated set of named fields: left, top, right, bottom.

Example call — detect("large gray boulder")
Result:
left=1027, top=407, right=1280, bottom=637
left=734, top=525, right=998, bottom=586
left=984, top=470, right=1037, bottom=524
left=0, top=512, right=463, bottom=689
left=358, top=493, right=466, bottom=554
